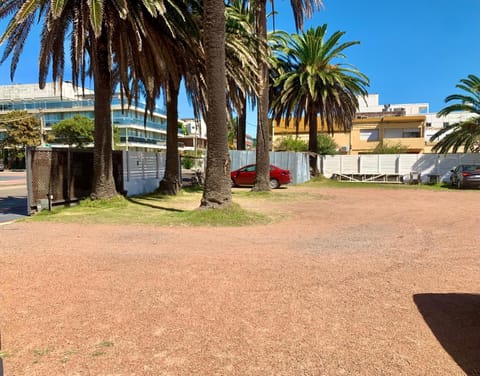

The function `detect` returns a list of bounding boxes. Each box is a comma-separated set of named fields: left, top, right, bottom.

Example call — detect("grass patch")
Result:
left=61, top=349, right=77, bottom=364
left=98, top=340, right=114, bottom=348
left=0, top=350, right=11, bottom=359
left=91, top=340, right=114, bottom=357
left=33, top=348, right=51, bottom=357
left=26, top=190, right=271, bottom=227
left=305, top=176, right=451, bottom=191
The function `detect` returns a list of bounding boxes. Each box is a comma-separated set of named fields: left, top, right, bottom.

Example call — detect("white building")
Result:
left=181, top=118, right=208, bottom=153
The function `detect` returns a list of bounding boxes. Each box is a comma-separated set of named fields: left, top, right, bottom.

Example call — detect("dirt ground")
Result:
left=0, top=185, right=479, bottom=375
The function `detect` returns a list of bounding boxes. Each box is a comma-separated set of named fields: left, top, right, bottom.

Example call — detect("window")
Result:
left=402, top=129, right=421, bottom=138
left=384, top=129, right=403, bottom=139
left=359, top=129, right=379, bottom=141
left=426, top=122, right=431, bottom=127
left=443, top=122, right=449, bottom=127
left=384, top=128, right=421, bottom=138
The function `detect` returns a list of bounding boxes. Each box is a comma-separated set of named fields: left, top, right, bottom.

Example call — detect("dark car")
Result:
left=231, top=164, right=291, bottom=189
left=450, top=164, right=480, bottom=188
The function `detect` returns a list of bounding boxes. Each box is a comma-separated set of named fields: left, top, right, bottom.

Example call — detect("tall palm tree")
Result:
left=252, top=0, right=323, bottom=191
left=226, top=0, right=259, bottom=150
left=201, top=0, right=232, bottom=208
left=157, top=1, right=258, bottom=197
left=430, top=74, right=480, bottom=153
left=270, top=25, right=369, bottom=174
left=0, top=0, right=186, bottom=199
left=157, top=4, right=203, bottom=196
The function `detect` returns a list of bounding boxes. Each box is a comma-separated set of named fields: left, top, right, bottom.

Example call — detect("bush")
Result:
left=372, top=141, right=408, bottom=154
left=317, top=134, right=338, bottom=155
left=182, top=156, right=194, bottom=169
left=275, top=136, right=308, bottom=151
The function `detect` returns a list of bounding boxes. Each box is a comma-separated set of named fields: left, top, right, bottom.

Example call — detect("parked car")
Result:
left=231, top=164, right=291, bottom=189
left=450, top=164, right=480, bottom=188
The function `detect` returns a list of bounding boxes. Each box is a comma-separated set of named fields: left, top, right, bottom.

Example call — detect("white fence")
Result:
left=321, top=153, right=480, bottom=183
left=123, top=151, right=166, bottom=196
left=123, top=150, right=311, bottom=196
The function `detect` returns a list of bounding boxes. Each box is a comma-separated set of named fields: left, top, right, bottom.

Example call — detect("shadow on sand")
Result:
left=413, top=293, right=480, bottom=376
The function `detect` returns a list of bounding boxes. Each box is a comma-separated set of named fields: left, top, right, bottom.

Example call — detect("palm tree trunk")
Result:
left=201, top=0, right=232, bottom=209
left=159, top=77, right=181, bottom=195
left=236, top=95, right=247, bottom=150
left=252, top=0, right=270, bottom=191
left=308, top=112, right=319, bottom=175
left=91, top=29, right=117, bottom=200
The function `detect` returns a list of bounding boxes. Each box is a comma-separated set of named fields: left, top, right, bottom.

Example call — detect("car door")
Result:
left=236, top=165, right=256, bottom=185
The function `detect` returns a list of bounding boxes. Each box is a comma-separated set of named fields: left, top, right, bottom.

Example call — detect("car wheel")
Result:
left=269, top=178, right=280, bottom=189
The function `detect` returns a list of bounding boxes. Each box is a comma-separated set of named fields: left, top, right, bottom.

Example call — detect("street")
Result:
left=0, top=171, right=28, bottom=223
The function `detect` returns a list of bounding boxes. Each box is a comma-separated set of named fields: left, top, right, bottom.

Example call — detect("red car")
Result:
left=231, top=164, right=291, bottom=189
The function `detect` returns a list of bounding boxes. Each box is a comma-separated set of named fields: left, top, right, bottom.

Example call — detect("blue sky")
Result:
left=0, top=0, right=479, bottom=136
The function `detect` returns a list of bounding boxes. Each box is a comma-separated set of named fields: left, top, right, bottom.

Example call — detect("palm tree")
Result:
left=430, top=74, right=480, bottom=153
left=0, top=0, right=187, bottom=199
left=252, top=0, right=323, bottom=191
left=158, top=1, right=258, bottom=196
left=201, top=0, right=232, bottom=208
left=270, top=25, right=369, bottom=174
left=158, top=5, right=203, bottom=196
left=226, top=0, right=259, bottom=150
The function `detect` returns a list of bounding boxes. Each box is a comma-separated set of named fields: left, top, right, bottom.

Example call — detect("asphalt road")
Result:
left=0, top=171, right=28, bottom=224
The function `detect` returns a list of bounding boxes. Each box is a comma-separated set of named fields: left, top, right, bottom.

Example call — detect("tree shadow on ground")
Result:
left=413, top=293, right=480, bottom=376
left=127, top=197, right=185, bottom=212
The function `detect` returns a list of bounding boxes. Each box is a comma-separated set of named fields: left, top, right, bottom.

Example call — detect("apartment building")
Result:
left=0, top=82, right=184, bottom=152
left=272, top=94, right=470, bottom=155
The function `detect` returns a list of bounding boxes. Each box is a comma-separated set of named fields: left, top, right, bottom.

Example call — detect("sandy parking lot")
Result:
left=0, top=185, right=479, bottom=375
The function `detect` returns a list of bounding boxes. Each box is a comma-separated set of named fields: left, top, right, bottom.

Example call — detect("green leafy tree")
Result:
left=430, top=74, right=480, bottom=153
left=51, top=116, right=94, bottom=148
left=0, top=111, right=41, bottom=148
left=270, top=25, right=369, bottom=175
left=275, top=136, right=308, bottom=151
left=317, top=134, right=338, bottom=155
left=372, top=140, right=407, bottom=154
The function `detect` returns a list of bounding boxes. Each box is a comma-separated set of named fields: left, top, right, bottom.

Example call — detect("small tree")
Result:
left=51, top=116, right=94, bottom=147
left=372, top=141, right=407, bottom=154
left=1, top=111, right=41, bottom=148
left=0, top=110, right=41, bottom=169
left=275, top=136, right=308, bottom=151
left=317, top=134, right=338, bottom=155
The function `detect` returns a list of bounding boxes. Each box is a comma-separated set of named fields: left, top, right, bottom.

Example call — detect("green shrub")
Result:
left=182, top=156, right=194, bottom=169
left=317, top=134, right=338, bottom=155
left=372, top=141, right=408, bottom=154
left=275, top=136, right=308, bottom=151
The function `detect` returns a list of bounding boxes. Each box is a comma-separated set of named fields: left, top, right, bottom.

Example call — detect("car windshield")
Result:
left=463, top=165, right=480, bottom=172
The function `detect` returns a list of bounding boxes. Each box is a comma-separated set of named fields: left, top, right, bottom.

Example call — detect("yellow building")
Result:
left=272, top=115, right=426, bottom=155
